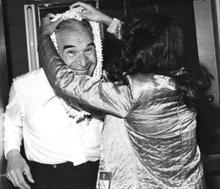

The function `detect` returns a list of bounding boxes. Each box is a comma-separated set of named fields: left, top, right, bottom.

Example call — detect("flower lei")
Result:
left=50, top=8, right=103, bottom=122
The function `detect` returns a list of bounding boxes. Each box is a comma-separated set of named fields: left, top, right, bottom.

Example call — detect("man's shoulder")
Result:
left=13, top=68, right=45, bottom=85
left=11, top=68, right=55, bottom=100
left=12, top=68, right=49, bottom=93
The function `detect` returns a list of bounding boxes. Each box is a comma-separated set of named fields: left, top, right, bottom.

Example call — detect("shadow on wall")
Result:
left=197, top=101, right=220, bottom=155
left=197, top=100, right=220, bottom=189
left=0, top=0, right=10, bottom=188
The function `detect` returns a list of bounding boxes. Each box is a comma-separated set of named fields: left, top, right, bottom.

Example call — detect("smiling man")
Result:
left=4, top=16, right=103, bottom=189
left=55, top=19, right=97, bottom=76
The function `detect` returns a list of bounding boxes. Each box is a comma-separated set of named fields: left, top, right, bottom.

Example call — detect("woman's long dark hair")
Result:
left=105, top=12, right=212, bottom=109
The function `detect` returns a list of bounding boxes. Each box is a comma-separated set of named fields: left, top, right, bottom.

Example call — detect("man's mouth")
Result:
left=70, top=62, right=92, bottom=70
left=75, top=65, right=91, bottom=72
left=73, top=64, right=93, bottom=75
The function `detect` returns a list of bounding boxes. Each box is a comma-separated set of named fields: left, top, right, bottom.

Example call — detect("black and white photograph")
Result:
left=0, top=0, right=220, bottom=188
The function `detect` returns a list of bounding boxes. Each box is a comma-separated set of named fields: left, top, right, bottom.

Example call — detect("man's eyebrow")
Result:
left=63, top=45, right=76, bottom=50
left=63, top=42, right=95, bottom=50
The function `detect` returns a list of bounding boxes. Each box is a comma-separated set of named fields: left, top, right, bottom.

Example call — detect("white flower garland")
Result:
left=50, top=8, right=103, bottom=122
left=59, top=97, right=91, bottom=123
left=50, top=8, right=103, bottom=79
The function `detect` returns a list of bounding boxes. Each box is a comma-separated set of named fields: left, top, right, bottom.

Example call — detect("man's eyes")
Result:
left=85, top=46, right=95, bottom=54
left=65, top=46, right=95, bottom=56
left=66, top=50, right=76, bottom=56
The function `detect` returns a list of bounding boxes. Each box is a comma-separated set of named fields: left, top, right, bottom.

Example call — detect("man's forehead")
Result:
left=56, top=19, right=92, bottom=34
left=55, top=25, right=94, bottom=51
left=56, top=22, right=93, bottom=43
left=56, top=27, right=93, bottom=43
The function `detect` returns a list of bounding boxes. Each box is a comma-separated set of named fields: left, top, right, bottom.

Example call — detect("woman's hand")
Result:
left=41, top=13, right=63, bottom=36
left=70, top=1, right=113, bottom=26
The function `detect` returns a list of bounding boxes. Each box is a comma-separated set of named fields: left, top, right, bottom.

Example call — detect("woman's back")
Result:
left=98, top=74, right=205, bottom=189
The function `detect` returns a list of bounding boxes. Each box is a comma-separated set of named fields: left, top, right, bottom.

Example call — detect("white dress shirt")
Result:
left=4, top=68, right=103, bottom=166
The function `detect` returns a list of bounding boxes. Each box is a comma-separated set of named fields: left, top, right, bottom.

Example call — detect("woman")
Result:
left=39, top=2, right=211, bottom=188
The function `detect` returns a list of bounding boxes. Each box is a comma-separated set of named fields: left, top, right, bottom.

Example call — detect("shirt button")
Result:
left=53, top=165, right=57, bottom=168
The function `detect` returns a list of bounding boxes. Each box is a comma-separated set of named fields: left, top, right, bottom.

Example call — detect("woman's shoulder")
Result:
left=127, top=74, right=177, bottom=99
left=129, top=74, right=176, bottom=90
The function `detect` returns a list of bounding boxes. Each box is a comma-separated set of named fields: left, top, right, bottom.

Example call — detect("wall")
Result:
left=194, top=1, right=220, bottom=188
left=0, top=0, right=10, bottom=188
left=193, top=0, right=220, bottom=154
left=194, top=0, right=220, bottom=106
left=4, top=0, right=29, bottom=80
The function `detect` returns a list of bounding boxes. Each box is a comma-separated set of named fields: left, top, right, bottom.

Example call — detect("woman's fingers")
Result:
left=70, top=2, right=92, bottom=10
left=41, top=13, right=64, bottom=35
left=54, top=16, right=64, bottom=27
left=46, top=13, right=56, bottom=20
left=70, top=1, right=96, bottom=14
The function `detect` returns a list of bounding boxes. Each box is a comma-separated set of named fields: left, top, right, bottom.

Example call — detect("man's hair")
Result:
left=56, top=18, right=94, bottom=40
left=105, top=12, right=212, bottom=109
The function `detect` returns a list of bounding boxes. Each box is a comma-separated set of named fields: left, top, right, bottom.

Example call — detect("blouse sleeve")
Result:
left=39, top=36, right=133, bottom=118
left=4, top=82, right=25, bottom=157
left=106, top=18, right=123, bottom=40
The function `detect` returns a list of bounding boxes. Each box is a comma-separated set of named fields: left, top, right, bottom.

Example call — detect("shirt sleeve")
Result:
left=4, top=82, right=24, bottom=158
left=106, top=18, right=123, bottom=40
left=39, top=36, right=133, bottom=118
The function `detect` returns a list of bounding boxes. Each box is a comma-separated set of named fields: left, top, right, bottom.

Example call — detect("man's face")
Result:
left=56, top=26, right=97, bottom=76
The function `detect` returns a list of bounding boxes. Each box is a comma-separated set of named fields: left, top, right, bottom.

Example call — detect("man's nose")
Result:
left=76, top=53, right=88, bottom=68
